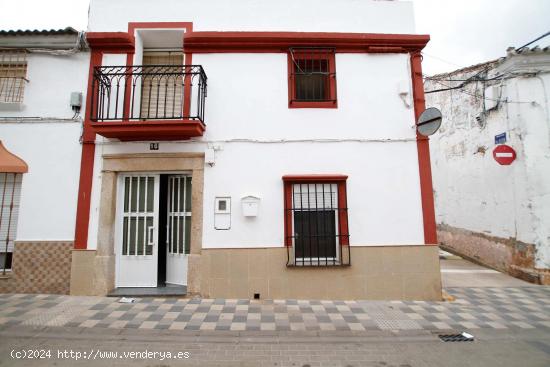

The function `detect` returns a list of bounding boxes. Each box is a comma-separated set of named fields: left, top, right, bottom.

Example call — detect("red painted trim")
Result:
left=123, top=22, right=194, bottom=123
left=410, top=51, right=437, bottom=245
left=122, top=52, right=133, bottom=121
left=86, top=32, right=134, bottom=53
left=282, top=174, right=348, bottom=182
left=336, top=181, right=349, bottom=246
left=127, top=22, right=193, bottom=38
left=184, top=32, right=429, bottom=53
left=91, top=120, right=205, bottom=141
left=287, top=50, right=337, bottom=109
left=74, top=50, right=102, bottom=250
left=282, top=175, right=349, bottom=247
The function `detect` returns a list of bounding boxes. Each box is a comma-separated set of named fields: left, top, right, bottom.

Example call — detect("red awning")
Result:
left=0, top=141, right=28, bottom=173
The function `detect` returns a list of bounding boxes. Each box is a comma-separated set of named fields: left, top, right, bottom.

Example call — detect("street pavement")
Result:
left=0, top=254, right=548, bottom=366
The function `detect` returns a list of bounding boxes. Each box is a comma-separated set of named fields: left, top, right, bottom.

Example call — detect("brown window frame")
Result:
left=283, top=175, right=350, bottom=267
left=287, top=48, right=337, bottom=109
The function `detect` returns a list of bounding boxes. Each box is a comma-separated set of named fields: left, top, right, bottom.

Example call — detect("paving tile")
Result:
left=2, top=287, right=550, bottom=333
left=139, top=321, right=158, bottom=329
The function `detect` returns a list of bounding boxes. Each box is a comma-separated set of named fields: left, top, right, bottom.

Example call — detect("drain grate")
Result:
left=439, top=333, right=474, bottom=342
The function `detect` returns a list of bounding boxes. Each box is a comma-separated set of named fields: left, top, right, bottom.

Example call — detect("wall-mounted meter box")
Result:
left=241, top=195, right=260, bottom=217
left=214, top=197, right=231, bottom=230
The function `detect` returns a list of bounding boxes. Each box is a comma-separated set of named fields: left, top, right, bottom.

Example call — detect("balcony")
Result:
left=90, top=65, right=207, bottom=141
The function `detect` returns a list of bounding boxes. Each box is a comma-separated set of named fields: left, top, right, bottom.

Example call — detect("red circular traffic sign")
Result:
left=493, top=145, right=516, bottom=165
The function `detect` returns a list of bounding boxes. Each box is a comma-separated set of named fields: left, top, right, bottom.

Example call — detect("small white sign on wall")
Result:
left=214, top=197, right=231, bottom=230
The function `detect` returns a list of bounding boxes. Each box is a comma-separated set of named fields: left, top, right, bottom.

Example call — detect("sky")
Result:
left=0, top=0, right=549, bottom=75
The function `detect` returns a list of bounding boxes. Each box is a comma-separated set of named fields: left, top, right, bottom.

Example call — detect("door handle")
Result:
left=148, top=226, right=155, bottom=246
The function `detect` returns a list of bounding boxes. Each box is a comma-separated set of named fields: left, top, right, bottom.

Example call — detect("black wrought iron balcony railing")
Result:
left=90, top=65, right=207, bottom=123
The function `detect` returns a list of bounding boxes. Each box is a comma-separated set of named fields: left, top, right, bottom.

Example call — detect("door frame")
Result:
left=114, top=170, right=191, bottom=288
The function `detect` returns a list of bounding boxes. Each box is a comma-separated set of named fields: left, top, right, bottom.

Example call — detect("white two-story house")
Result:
left=0, top=27, right=88, bottom=294
left=2, top=0, right=442, bottom=300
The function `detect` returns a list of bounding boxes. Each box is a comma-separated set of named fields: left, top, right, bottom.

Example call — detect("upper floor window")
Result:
left=287, top=48, right=337, bottom=108
left=0, top=50, right=27, bottom=104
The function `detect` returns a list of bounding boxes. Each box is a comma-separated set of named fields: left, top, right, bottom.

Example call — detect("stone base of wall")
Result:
left=200, top=246, right=442, bottom=301
left=0, top=241, right=73, bottom=294
left=438, top=224, right=549, bottom=285
left=69, top=250, right=116, bottom=296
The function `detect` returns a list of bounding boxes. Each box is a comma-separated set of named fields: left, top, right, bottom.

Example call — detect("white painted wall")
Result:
left=426, top=52, right=550, bottom=269
left=0, top=52, right=88, bottom=241
left=202, top=141, right=423, bottom=247
left=0, top=52, right=89, bottom=119
left=198, top=53, right=416, bottom=141
left=87, top=51, right=425, bottom=249
left=88, top=0, right=416, bottom=34
left=0, top=122, right=82, bottom=241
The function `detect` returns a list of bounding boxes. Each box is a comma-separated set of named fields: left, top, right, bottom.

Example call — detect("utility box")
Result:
left=214, top=197, right=231, bottom=229
left=241, top=195, right=260, bottom=217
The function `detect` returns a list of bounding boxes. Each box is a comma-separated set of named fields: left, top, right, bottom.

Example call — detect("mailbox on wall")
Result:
left=241, top=195, right=260, bottom=217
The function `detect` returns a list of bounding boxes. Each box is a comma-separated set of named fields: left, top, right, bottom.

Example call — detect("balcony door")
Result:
left=140, top=51, right=184, bottom=119
left=116, top=174, right=160, bottom=287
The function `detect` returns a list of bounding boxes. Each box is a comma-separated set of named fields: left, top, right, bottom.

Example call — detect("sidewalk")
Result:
left=1, top=287, right=549, bottom=334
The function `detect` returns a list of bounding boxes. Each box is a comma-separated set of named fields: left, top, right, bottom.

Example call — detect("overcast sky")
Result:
left=0, top=0, right=548, bottom=75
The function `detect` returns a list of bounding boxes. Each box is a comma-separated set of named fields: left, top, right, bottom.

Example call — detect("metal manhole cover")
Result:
left=439, top=333, right=474, bottom=342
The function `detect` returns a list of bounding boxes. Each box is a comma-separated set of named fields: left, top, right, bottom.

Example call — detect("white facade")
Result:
left=1, top=1, right=444, bottom=298
left=85, top=0, right=426, bottom=252
left=426, top=48, right=550, bottom=271
left=88, top=0, right=416, bottom=34
left=0, top=49, right=88, bottom=242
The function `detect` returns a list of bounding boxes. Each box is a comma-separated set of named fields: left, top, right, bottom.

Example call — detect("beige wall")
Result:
left=70, top=153, right=205, bottom=296
left=200, top=245, right=442, bottom=300
left=0, top=241, right=73, bottom=294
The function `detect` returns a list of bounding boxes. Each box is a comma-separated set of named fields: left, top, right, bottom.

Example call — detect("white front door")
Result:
left=165, top=175, right=191, bottom=285
left=116, top=174, right=159, bottom=287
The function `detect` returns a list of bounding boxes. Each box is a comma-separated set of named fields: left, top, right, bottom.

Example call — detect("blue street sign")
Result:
left=495, top=133, right=506, bottom=145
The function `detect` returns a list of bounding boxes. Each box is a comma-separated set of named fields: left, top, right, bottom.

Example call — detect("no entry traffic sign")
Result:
left=493, top=144, right=516, bottom=165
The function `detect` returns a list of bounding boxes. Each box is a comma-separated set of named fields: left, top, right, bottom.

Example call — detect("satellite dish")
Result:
left=417, top=107, right=442, bottom=136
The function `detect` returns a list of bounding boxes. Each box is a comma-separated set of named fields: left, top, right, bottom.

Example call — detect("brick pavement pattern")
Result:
left=0, top=287, right=549, bottom=333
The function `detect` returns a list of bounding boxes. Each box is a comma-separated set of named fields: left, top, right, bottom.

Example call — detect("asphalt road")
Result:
left=1, top=326, right=549, bottom=367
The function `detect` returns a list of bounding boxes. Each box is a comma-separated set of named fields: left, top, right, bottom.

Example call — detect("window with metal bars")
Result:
left=0, top=173, right=22, bottom=273
left=0, top=50, right=27, bottom=103
left=287, top=48, right=337, bottom=108
left=283, top=175, right=350, bottom=267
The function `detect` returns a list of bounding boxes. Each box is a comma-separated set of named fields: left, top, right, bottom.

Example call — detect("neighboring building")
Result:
left=0, top=28, right=89, bottom=293
left=2, top=0, right=442, bottom=300
left=425, top=46, right=550, bottom=284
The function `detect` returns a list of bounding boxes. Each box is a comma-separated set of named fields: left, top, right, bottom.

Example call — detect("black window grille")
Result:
left=289, top=48, right=336, bottom=104
left=285, top=182, right=350, bottom=267
left=0, top=50, right=28, bottom=103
